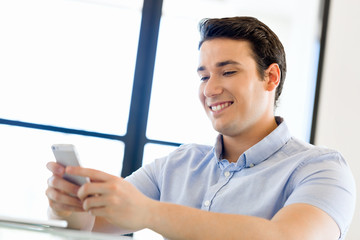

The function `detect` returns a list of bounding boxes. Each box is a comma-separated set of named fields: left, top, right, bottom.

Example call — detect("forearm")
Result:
left=47, top=207, right=95, bottom=231
left=92, top=216, right=133, bottom=235
left=145, top=201, right=339, bottom=240
left=63, top=166, right=339, bottom=239
left=146, top=201, right=281, bottom=240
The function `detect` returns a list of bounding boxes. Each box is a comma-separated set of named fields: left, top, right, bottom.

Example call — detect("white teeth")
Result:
left=210, top=102, right=231, bottom=111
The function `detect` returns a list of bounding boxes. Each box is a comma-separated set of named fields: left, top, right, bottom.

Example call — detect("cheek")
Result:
left=198, top=84, right=205, bottom=104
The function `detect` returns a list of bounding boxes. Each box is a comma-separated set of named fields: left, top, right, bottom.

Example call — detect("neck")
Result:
left=222, top=117, right=278, bottom=163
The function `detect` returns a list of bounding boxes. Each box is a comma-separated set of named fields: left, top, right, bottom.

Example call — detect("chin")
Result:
left=212, top=123, right=231, bottom=135
left=213, top=121, right=243, bottom=137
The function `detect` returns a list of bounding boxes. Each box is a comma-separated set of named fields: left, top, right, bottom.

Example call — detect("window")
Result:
left=0, top=124, right=124, bottom=218
left=0, top=0, right=141, bottom=135
left=0, top=0, right=141, bottom=220
left=0, top=0, right=327, bottom=239
left=147, top=0, right=323, bottom=145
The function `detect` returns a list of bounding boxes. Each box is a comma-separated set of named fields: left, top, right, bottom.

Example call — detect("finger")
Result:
left=82, top=194, right=108, bottom=211
left=77, top=182, right=113, bottom=201
left=46, top=187, right=83, bottom=208
left=46, top=162, right=65, bottom=177
left=87, top=207, right=107, bottom=217
left=66, top=166, right=117, bottom=182
left=48, top=199, right=85, bottom=213
left=47, top=175, right=80, bottom=196
left=82, top=196, right=113, bottom=219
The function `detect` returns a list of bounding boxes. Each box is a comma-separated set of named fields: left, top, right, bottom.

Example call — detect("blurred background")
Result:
left=0, top=0, right=359, bottom=239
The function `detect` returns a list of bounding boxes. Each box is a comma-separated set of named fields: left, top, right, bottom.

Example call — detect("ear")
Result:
left=264, top=63, right=280, bottom=91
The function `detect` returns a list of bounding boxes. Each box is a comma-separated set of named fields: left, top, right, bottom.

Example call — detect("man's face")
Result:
left=197, top=38, right=274, bottom=138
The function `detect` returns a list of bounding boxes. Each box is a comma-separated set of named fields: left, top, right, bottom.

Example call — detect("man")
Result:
left=46, top=17, right=355, bottom=239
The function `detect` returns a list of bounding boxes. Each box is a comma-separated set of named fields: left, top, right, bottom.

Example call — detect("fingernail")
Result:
left=55, top=167, right=64, bottom=175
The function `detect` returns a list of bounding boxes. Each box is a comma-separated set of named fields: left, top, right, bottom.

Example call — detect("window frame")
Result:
left=0, top=0, right=330, bottom=177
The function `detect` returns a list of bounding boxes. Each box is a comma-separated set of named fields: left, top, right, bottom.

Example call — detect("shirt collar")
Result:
left=214, top=116, right=291, bottom=169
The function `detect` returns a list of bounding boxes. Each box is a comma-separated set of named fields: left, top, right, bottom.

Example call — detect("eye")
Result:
left=223, top=71, right=237, bottom=76
left=200, top=76, right=209, bottom=82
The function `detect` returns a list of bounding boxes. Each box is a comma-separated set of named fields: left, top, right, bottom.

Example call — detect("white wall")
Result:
left=315, top=0, right=360, bottom=239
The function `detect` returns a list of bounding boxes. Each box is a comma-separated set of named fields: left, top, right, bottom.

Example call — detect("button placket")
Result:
left=202, top=164, right=240, bottom=211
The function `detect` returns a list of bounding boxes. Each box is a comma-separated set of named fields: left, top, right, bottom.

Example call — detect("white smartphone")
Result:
left=51, top=144, right=89, bottom=186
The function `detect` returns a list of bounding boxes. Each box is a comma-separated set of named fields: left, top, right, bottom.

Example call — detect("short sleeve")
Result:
left=124, top=156, right=167, bottom=201
left=285, top=151, right=356, bottom=239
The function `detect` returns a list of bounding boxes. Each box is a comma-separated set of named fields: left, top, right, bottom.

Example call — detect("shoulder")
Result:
left=284, top=137, right=333, bottom=154
left=169, top=143, right=213, bottom=158
left=284, top=139, right=356, bottom=238
left=159, top=143, right=214, bottom=169
left=128, top=143, right=213, bottom=181
left=125, top=143, right=214, bottom=200
left=283, top=137, right=354, bottom=183
left=283, top=137, right=348, bottom=166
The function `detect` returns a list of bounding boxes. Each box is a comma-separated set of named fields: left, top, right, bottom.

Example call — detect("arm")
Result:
left=70, top=166, right=340, bottom=240
left=146, top=201, right=339, bottom=240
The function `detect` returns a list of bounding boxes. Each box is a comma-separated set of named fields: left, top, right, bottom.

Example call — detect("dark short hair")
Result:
left=198, top=16, right=286, bottom=106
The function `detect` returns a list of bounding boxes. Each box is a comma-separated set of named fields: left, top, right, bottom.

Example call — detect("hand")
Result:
left=46, top=162, right=84, bottom=217
left=67, top=166, right=153, bottom=232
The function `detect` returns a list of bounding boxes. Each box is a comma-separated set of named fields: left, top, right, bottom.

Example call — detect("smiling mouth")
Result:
left=208, top=101, right=233, bottom=112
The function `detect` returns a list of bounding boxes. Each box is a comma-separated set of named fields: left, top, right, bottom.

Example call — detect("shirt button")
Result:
left=204, top=200, right=210, bottom=207
left=249, top=163, right=255, bottom=168
left=224, top=171, right=230, bottom=177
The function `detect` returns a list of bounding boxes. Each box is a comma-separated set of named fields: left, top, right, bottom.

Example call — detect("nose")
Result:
left=202, top=76, right=223, bottom=98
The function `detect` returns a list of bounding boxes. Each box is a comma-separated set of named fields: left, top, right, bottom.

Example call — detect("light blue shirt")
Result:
left=126, top=117, right=356, bottom=239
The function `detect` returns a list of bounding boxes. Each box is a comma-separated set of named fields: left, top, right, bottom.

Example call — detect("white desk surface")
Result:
left=0, top=221, right=132, bottom=240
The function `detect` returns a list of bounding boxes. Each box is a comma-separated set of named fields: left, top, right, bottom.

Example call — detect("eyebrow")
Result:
left=197, top=60, right=241, bottom=72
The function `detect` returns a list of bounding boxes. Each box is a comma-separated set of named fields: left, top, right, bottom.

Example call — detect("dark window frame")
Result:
left=0, top=0, right=330, bottom=177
